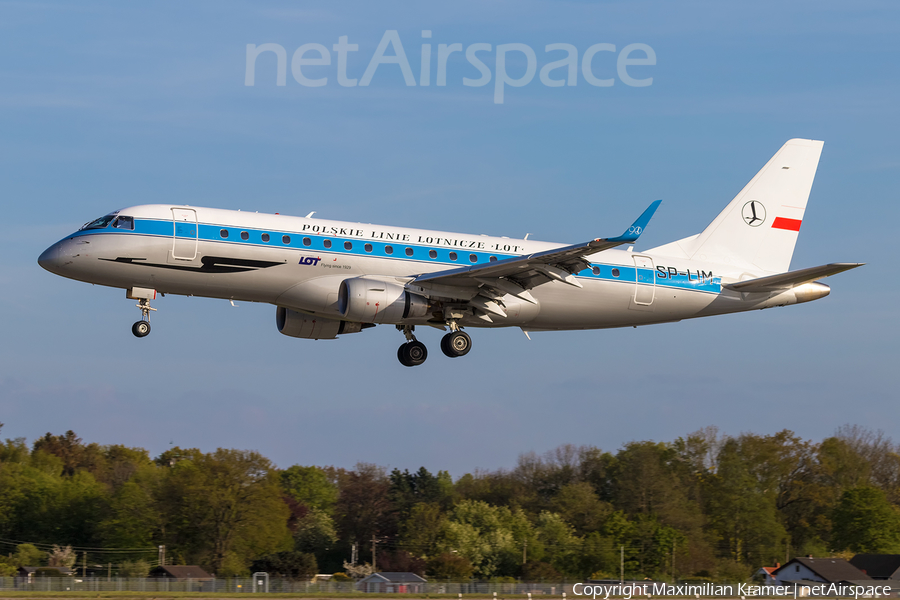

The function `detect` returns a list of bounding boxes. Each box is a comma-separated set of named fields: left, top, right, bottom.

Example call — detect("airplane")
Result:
left=38, top=139, right=862, bottom=366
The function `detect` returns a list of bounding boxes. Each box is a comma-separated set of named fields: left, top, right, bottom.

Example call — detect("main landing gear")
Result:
left=395, top=321, right=473, bottom=367
left=397, top=325, right=428, bottom=367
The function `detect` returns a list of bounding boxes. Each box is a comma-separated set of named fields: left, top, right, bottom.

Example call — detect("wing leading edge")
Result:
left=409, top=200, right=661, bottom=308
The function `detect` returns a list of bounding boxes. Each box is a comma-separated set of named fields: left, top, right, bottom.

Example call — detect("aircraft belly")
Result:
left=526, top=278, right=718, bottom=330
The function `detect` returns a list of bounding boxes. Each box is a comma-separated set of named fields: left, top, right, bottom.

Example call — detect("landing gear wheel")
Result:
left=132, top=320, right=151, bottom=338
left=398, top=341, right=428, bottom=367
left=440, top=330, right=471, bottom=358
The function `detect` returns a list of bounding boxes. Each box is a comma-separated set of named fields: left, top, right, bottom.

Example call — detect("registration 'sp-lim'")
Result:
left=39, top=139, right=861, bottom=366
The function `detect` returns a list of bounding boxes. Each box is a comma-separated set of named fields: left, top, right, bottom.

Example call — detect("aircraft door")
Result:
left=171, top=208, right=198, bottom=261
left=632, top=255, right=655, bottom=305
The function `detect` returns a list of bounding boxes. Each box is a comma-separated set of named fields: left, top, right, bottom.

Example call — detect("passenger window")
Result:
left=365, top=243, right=373, bottom=253
left=220, top=229, right=229, bottom=239
left=592, top=266, right=600, bottom=275
left=324, top=239, right=332, bottom=248
left=489, top=256, right=497, bottom=262
left=282, top=235, right=291, bottom=244
left=261, top=233, right=270, bottom=242
left=612, top=268, right=620, bottom=277
left=303, top=237, right=311, bottom=246
left=429, top=250, right=437, bottom=259
left=449, top=252, right=458, bottom=261
left=344, top=241, right=352, bottom=250
left=385, top=245, right=393, bottom=255
left=405, top=247, right=413, bottom=256
left=112, top=216, right=134, bottom=230
left=469, top=254, right=478, bottom=263
left=240, top=231, right=249, bottom=241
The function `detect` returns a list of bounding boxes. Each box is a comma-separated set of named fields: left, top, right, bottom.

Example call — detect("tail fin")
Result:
left=669, top=139, right=824, bottom=274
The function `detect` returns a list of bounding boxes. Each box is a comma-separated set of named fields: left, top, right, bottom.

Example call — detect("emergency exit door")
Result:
left=171, top=208, right=198, bottom=260
left=632, top=255, right=656, bottom=305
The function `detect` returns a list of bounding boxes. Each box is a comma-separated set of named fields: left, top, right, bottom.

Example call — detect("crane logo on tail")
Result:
left=741, top=201, right=766, bottom=227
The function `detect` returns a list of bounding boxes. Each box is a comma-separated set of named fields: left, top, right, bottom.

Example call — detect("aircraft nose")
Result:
left=38, top=241, right=64, bottom=274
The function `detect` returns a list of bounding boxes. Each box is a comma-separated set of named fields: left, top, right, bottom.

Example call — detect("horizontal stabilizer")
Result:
left=724, top=263, right=863, bottom=293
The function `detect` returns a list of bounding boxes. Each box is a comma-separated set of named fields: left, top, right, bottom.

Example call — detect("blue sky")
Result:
left=1, top=0, right=897, bottom=475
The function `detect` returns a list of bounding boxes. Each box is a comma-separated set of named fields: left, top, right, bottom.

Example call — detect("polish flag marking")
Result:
left=772, top=217, right=802, bottom=232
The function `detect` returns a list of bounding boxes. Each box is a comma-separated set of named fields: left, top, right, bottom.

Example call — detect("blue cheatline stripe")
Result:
left=67, top=218, right=721, bottom=294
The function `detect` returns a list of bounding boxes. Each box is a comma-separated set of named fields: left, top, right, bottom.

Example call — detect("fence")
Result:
left=0, top=577, right=577, bottom=594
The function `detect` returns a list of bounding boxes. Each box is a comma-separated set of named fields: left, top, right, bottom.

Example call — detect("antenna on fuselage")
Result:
left=524, top=233, right=530, bottom=240
left=305, top=211, right=316, bottom=218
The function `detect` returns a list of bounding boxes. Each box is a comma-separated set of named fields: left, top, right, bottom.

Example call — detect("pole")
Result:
left=108, top=563, right=111, bottom=582
left=620, top=546, right=624, bottom=584
left=372, top=535, right=376, bottom=572
left=82, top=552, right=87, bottom=579
left=523, top=541, right=527, bottom=565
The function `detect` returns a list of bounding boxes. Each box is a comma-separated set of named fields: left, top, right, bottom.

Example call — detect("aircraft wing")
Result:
left=723, top=263, right=864, bottom=293
left=408, top=201, right=661, bottom=308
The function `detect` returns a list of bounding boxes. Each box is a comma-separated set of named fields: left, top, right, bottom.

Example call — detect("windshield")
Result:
left=80, top=214, right=117, bottom=230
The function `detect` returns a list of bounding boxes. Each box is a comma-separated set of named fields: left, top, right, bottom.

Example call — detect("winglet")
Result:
left=606, top=200, right=662, bottom=244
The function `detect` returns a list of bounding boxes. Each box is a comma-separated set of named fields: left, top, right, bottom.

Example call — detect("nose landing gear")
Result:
left=132, top=319, right=151, bottom=338
left=127, top=287, right=157, bottom=338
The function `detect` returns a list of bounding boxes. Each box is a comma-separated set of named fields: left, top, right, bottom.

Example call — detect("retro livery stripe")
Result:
left=68, top=217, right=722, bottom=294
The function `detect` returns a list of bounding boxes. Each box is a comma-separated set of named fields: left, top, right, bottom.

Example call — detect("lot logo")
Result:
left=245, top=30, right=656, bottom=104
left=299, top=256, right=321, bottom=266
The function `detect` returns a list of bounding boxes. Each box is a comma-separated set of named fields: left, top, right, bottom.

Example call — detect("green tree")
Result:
left=704, top=435, right=788, bottom=567
left=437, top=500, right=534, bottom=578
left=99, top=476, right=160, bottom=548
left=427, top=552, right=474, bottom=579
left=294, top=508, right=338, bottom=554
left=551, top=482, right=611, bottom=535
left=14, top=543, right=46, bottom=567
left=334, top=466, right=394, bottom=546
left=399, top=502, right=447, bottom=557
left=281, top=466, right=339, bottom=513
left=158, top=448, right=291, bottom=574
left=32, top=431, right=103, bottom=477
left=832, top=486, right=900, bottom=552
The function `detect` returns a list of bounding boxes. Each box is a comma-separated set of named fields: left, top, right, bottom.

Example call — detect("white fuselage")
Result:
left=38, top=204, right=823, bottom=334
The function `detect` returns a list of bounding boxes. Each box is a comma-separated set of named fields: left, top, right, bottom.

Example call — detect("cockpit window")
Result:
left=112, top=216, right=134, bottom=230
left=81, top=214, right=117, bottom=230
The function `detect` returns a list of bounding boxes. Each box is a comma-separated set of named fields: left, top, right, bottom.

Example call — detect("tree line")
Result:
left=1, top=423, right=899, bottom=582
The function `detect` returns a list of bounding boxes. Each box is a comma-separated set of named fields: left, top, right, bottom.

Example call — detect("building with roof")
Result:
left=16, top=567, right=73, bottom=579
left=149, top=565, right=213, bottom=580
left=772, top=557, right=871, bottom=586
left=850, top=555, right=900, bottom=580
left=753, top=563, right=780, bottom=584
left=357, top=572, right=426, bottom=593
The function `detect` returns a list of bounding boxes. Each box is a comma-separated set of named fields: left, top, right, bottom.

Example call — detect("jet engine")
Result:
left=276, top=306, right=371, bottom=340
left=338, top=277, right=429, bottom=324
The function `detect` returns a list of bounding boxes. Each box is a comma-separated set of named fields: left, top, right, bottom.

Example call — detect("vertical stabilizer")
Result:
left=682, top=139, right=824, bottom=274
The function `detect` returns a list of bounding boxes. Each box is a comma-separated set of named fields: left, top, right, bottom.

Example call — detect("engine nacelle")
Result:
left=276, top=306, right=369, bottom=340
left=338, top=277, right=429, bottom=324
